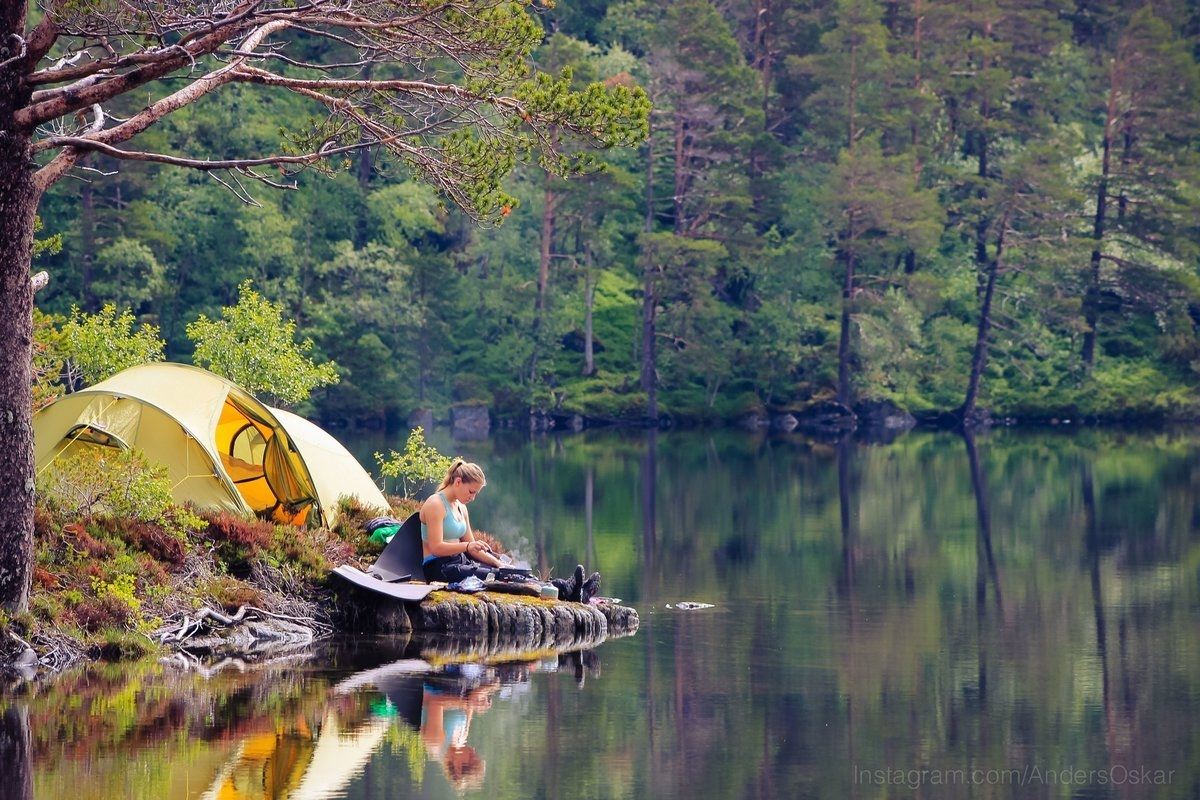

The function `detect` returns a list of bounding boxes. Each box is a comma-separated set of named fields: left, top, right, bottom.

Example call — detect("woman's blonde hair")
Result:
left=438, top=458, right=486, bottom=490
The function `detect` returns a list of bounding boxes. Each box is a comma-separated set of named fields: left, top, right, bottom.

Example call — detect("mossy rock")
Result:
left=413, top=591, right=638, bottom=652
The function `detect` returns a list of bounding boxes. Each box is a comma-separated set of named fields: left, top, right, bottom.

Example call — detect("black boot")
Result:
left=580, top=572, right=601, bottom=604
left=550, top=565, right=582, bottom=601
left=549, top=576, right=573, bottom=600
left=570, top=564, right=585, bottom=602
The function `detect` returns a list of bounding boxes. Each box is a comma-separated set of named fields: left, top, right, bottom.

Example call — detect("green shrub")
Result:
left=36, top=447, right=203, bottom=538
left=187, top=280, right=339, bottom=405
left=59, top=303, right=165, bottom=387
left=374, top=427, right=452, bottom=497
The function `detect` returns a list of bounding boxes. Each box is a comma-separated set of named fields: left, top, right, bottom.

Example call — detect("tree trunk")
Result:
left=910, top=0, right=924, bottom=175
left=836, top=38, right=860, bottom=409
left=961, top=210, right=1009, bottom=422
left=753, top=0, right=773, bottom=124
left=529, top=175, right=556, bottom=387
left=0, top=121, right=38, bottom=615
left=644, top=127, right=655, bottom=233
left=641, top=125, right=657, bottom=423
left=641, top=265, right=658, bottom=423
left=836, top=247, right=856, bottom=408
left=582, top=268, right=596, bottom=377
left=1083, top=65, right=1118, bottom=368
left=973, top=130, right=990, bottom=296
left=673, top=109, right=686, bottom=235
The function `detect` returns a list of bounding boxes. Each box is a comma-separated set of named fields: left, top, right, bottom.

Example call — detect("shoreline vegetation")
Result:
left=415, top=397, right=1199, bottom=440
left=0, top=485, right=633, bottom=678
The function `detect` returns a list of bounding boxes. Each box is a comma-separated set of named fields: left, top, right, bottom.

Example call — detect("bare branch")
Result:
left=27, top=47, right=181, bottom=86
left=22, top=2, right=60, bottom=69
left=209, top=170, right=264, bottom=206
left=34, top=134, right=370, bottom=170
left=32, top=19, right=291, bottom=193
left=228, top=64, right=524, bottom=113
left=18, top=6, right=272, bottom=129
left=29, top=72, right=107, bottom=103
left=32, top=103, right=106, bottom=195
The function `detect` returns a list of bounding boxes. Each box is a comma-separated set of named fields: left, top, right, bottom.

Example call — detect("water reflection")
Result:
left=9, top=428, right=1200, bottom=799
left=0, top=703, right=33, bottom=800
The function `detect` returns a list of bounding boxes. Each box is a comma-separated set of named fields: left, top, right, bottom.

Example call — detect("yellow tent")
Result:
left=267, top=406, right=391, bottom=529
left=34, top=363, right=388, bottom=527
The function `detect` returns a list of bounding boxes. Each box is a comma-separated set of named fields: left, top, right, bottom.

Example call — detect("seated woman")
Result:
left=420, top=458, right=602, bottom=601
left=420, top=459, right=503, bottom=583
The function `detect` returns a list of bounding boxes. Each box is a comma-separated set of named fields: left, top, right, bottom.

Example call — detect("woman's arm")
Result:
left=462, top=508, right=503, bottom=568
left=421, top=497, right=475, bottom=559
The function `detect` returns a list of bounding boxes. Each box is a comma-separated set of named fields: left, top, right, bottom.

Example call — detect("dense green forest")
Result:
left=35, top=0, right=1200, bottom=427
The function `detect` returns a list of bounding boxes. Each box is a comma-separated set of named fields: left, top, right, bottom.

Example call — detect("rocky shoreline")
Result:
left=3, top=583, right=640, bottom=679
left=402, top=399, right=1188, bottom=441
left=338, top=588, right=639, bottom=657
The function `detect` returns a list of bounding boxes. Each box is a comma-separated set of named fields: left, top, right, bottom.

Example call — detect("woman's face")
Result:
left=457, top=479, right=483, bottom=503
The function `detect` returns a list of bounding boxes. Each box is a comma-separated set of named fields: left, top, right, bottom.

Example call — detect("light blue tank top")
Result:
left=421, top=492, right=468, bottom=542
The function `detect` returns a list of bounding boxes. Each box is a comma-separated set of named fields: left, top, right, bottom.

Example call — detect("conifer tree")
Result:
left=1079, top=7, right=1200, bottom=367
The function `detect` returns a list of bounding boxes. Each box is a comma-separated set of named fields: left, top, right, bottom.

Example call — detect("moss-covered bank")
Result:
left=1, top=493, right=636, bottom=675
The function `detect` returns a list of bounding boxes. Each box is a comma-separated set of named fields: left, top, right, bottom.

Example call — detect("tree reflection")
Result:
left=963, top=430, right=1003, bottom=617
left=0, top=703, right=32, bottom=800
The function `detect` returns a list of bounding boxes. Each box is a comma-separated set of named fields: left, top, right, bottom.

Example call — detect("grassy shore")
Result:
left=0, top=495, right=420, bottom=670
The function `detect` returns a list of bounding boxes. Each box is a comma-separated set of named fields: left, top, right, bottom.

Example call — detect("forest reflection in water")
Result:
left=5, top=427, right=1200, bottom=799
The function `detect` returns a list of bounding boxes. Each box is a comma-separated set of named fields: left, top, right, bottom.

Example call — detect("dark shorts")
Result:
left=422, top=553, right=494, bottom=583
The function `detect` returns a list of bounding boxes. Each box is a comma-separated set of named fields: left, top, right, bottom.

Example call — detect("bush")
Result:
left=187, top=280, right=339, bottom=405
left=74, top=593, right=134, bottom=633
left=93, top=516, right=188, bottom=568
left=36, top=447, right=203, bottom=538
left=201, top=511, right=277, bottom=569
left=58, top=303, right=165, bottom=388
left=374, top=427, right=452, bottom=497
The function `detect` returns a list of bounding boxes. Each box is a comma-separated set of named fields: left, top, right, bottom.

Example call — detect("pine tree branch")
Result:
left=32, top=135, right=371, bottom=171
left=17, top=5, right=270, bottom=129
left=31, top=20, right=290, bottom=193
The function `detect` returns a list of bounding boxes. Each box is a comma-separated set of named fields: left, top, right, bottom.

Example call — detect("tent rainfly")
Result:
left=34, top=362, right=388, bottom=528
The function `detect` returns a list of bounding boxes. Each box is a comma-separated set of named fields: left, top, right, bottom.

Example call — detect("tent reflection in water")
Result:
left=200, top=712, right=394, bottom=800
left=33, top=362, right=387, bottom=528
left=202, top=670, right=428, bottom=800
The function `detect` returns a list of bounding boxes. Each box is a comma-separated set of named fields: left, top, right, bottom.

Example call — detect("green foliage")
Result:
left=32, top=215, right=62, bottom=259
left=91, top=238, right=166, bottom=312
left=26, top=0, right=1200, bottom=424
left=375, top=427, right=454, bottom=497
left=1078, top=360, right=1200, bottom=418
left=32, top=308, right=65, bottom=411
left=91, top=574, right=142, bottom=622
left=58, top=304, right=165, bottom=388
left=35, top=447, right=203, bottom=538
left=186, top=280, right=339, bottom=406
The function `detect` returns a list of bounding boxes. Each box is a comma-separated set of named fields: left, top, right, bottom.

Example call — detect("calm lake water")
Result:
left=6, top=427, right=1200, bottom=799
